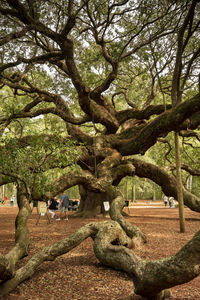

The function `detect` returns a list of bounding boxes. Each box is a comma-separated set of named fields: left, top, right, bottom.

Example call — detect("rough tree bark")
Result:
left=94, top=222, right=200, bottom=300
left=131, top=158, right=200, bottom=212
left=174, top=132, right=186, bottom=233
left=0, top=159, right=200, bottom=298
left=77, top=185, right=108, bottom=217
left=0, top=1, right=200, bottom=299
left=0, top=217, right=199, bottom=299
left=0, top=184, right=31, bottom=281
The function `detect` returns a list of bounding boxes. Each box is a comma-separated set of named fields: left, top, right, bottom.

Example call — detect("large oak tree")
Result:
left=0, top=0, right=200, bottom=299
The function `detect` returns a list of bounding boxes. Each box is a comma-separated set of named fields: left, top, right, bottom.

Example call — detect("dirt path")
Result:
left=0, top=205, right=199, bottom=299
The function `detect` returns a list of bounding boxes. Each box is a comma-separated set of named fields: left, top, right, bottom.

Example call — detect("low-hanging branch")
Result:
left=0, top=185, right=32, bottom=281
left=130, top=157, right=200, bottom=212
left=0, top=219, right=199, bottom=299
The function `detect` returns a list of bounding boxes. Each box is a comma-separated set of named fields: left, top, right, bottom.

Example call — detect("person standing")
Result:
left=10, top=195, right=15, bottom=207
left=31, top=200, right=39, bottom=214
left=48, top=197, right=59, bottom=219
left=169, top=197, right=175, bottom=208
left=169, top=197, right=173, bottom=208
left=58, top=192, right=69, bottom=220
left=164, top=196, right=168, bottom=207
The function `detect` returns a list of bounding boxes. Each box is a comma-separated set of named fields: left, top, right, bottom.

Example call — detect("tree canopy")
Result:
left=0, top=0, right=200, bottom=299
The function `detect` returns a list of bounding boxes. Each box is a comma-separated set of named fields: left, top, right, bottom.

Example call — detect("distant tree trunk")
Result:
left=174, top=132, right=186, bottom=233
left=125, top=179, right=128, bottom=201
left=2, top=185, right=5, bottom=200
left=186, top=175, right=193, bottom=192
left=12, top=184, right=17, bottom=197
left=132, top=181, right=136, bottom=203
left=189, top=175, right=193, bottom=191
left=153, top=184, right=156, bottom=201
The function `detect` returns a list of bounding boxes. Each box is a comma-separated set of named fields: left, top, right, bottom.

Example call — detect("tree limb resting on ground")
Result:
left=0, top=220, right=199, bottom=300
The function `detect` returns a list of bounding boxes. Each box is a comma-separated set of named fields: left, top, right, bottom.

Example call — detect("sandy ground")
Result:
left=0, top=202, right=199, bottom=299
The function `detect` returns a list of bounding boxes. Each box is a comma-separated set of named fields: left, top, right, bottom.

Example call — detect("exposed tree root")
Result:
left=1, top=221, right=199, bottom=299
left=0, top=187, right=199, bottom=299
left=109, top=190, right=147, bottom=246
left=94, top=225, right=200, bottom=299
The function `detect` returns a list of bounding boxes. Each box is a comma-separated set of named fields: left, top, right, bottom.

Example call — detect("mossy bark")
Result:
left=0, top=218, right=200, bottom=299
left=0, top=184, right=31, bottom=281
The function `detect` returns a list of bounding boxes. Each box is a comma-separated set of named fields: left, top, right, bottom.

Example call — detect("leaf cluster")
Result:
left=0, top=133, right=81, bottom=189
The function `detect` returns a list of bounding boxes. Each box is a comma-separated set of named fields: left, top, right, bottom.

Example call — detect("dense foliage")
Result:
left=0, top=1, right=200, bottom=299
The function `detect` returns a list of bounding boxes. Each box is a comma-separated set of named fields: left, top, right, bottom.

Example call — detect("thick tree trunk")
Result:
left=76, top=185, right=109, bottom=217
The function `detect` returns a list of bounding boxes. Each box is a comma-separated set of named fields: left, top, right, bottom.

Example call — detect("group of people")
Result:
left=48, top=192, right=69, bottom=221
left=164, top=196, right=175, bottom=208
left=31, top=192, right=80, bottom=221
left=1, top=195, right=15, bottom=206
